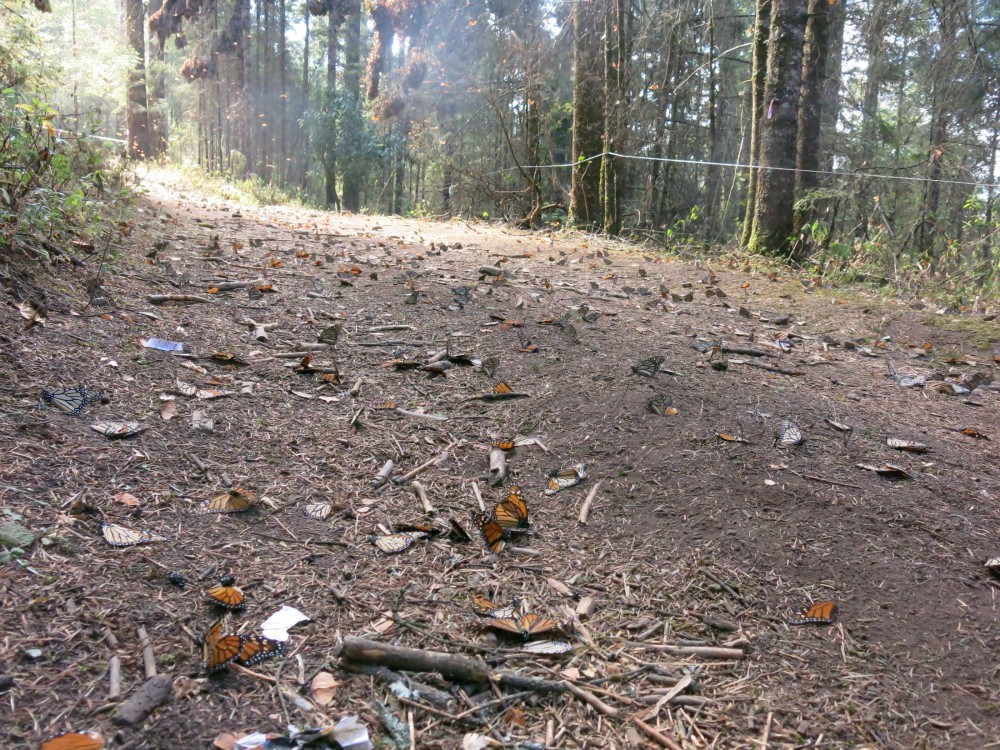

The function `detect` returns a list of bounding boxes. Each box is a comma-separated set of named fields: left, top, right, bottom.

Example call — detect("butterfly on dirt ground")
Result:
left=472, top=512, right=508, bottom=554
left=101, top=521, right=167, bottom=548
left=471, top=594, right=519, bottom=620
left=193, top=488, right=259, bottom=514
left=545, top=462, right=588, bottom=495
left=485, top=612, right=563, bottom=639
left=370, top=531, right=427, bottom=554
left=41, top=387, right=103, bottom=416
left=777, top=419, right=804, bottom=446
left=40, top=732, right=105, bottom=750
left=631, top=355, right=665, bottom=377
left=206, top=574, right=246, bottom=610
left=788, top=600, right=837, bottom=625
left=493, top=486, right=529, bottom=530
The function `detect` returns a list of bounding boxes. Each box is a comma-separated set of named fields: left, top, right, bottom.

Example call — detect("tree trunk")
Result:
left=279, top=0, right=287, bottom=184
left=569, top=0, right=606, bottom=229
left=146, top=0, right=167, bottom=157
left=819, top=0, right=845, bottom=170
left=324, top=8, right=341, bottom=210
left=792, top=0, right=830, bottom=234
left=124, top=0, right=152, bottom=158
left=748, top=0, right=808, bottom=257
left=740, top=0, right=771, bottom=248
left=341, top=0, right=362, bottom=212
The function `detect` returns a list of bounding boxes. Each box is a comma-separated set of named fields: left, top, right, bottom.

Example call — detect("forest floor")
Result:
left=2, top=170, right=1000, bottom=750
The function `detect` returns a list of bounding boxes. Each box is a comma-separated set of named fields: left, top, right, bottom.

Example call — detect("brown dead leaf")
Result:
left=212, top=733, right=237, bottom=750
left=114, top=492, right=140, bottom=507
left=161, top=400, right=178, bottom=421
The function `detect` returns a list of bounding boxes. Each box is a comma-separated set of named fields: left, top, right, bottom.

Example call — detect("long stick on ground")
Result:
left=578, top=481, right=602, bottom=524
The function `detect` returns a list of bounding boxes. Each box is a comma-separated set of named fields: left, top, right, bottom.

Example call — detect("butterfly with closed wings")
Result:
left=370, top=531, right=427, bottom=554
left=494, top=485, right=529, bottom=530
left=471, top=594, right=519, bottom=620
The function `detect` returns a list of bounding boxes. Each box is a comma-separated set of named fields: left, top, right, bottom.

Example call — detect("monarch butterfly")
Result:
left=90, top=420, right=144, bottom=438
left=778, top=419, right=804, bottom=446
left=481, top=355, right=500, bottom=378
left=857, top=462, right=911, bottom=480
left=303, top=502, right=332, bottom=520
left=486, top=612, right=562, bottom=639
left=206, top=575, right=246, bottom=610
left=494, top=486, right=529, bottom=530
left=788, top=600, right=837, bottom=625
left=471, top=594, right=518, bottom=620
left=175, top=380, right=199, bottom=397
left=374, top=401, right=399, bottom=410
left=101, top=521, right=167, bottom=548
left=41, top=387, right=102, bottom=416
left=472, top=512, right=507, bottom=554
left=717, top=432, right=749, bottom=443
left=193, top=488, right=258, bottom=514
left=203, top=617, right=243, bottom=672
left=234, top=634, right=286, bottom=667
left=631, top=356, right=665, bottom=377
left=40, top=732, right=105, bottom=750
left=517, top=330, right=537, bottom=353
left=522, top=639, right=573, bottom=655
left=985, top=557, right=1000, bottom=575
left=492, top=438, right=516, bottom=452
left=826, top=419, right=852, bottom=432
left=370, top=532, right=425, bottom=554
left=493, top=381, right=513, bottom=395
left=646, top=394, right=674, bottom=416
left=545, top=463, right=587, bottom=495
left=886, top=437, right=928, bottom=453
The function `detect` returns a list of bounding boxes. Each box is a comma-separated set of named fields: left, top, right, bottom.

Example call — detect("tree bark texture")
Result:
left=124, top=0, right=152, bottom=158
left=748, top=0, right=808, bottom=257
left=740, top=0, right=771, bottom=248
left=569, top=0, right=606, bottom=229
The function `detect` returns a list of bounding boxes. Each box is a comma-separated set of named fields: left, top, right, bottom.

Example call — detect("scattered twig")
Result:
left=578, top=481, right=602, bottom=525
left=619, top=641, right=745, bottom=660
left=112, top=674, right=172, bottom=727
left=136, top=625, right=156, bottom=678
left=463, top=391, right=530, bottom=403
left=399, top=442, right=458, bottom=481
left=147, top=294, right=211, bottom=304
left=487, top=446, right=507, bottom=487
left=395, top=408, right=449, bottom=422
left=788, top=469, right=864, bottom=490
left=631, top=715, right=684, bottom=750
left=412, top=481, right=436, bottom=514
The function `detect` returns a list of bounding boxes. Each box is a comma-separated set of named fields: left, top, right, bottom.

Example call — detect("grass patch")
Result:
left=923, top=314, right=1000, bottom=349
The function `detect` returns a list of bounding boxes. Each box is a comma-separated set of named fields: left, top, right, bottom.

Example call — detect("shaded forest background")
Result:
left=2, top=0, right=999, bottom=299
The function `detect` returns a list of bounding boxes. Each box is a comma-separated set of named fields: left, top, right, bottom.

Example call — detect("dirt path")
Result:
left=1, top=172, right=998, bottom=749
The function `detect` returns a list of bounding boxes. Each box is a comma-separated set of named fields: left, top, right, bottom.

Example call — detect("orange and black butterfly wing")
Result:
left=492, top=438, right=516, bottom=451
left=203, top=619, right=242, bottom=672
left=206, top=584, right=246, bottom=610
left=518, top=613, right=561, bottom=638
left=485, top=617, right=523, bottom=636
left=235, top=635, right=286, bottom=667
left=789, top=600, right=837, bottom=625
left=472, top=512, right=507, bottom=554
left=493, top=381, right=513, bottom=394
left=494, top=486, right=529, bottom=529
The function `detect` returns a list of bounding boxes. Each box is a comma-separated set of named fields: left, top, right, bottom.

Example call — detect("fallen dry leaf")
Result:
left=161, top=400, right=177, bottom=420
left=114, top=492, right=140, bottom=507
left=310, top=671, right=338, bottom=706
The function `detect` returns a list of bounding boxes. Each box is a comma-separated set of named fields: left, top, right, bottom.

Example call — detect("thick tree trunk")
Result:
left=146, top=0, right=168, bottom=157
left=279, top=0, right=287, bottom=183
left=601, top=0, right=626, bottom=235
left=740, top=0, right=771, bottom=248
left=569, top=0, right=606, bottom=229
left=341, top=1, right=362, bottom=212
left=819, top=0, right=845, bottom=170
left=748, top=0, right=808, bottom=257
left=324, top=9, right=341, bottom=210
left=792, top=0, right=830, bottom=235
left=124, top=0, right=152, bottom=158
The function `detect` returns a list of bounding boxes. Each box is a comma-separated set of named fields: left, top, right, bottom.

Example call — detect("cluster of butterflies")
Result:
left=202, top=575, right=285, bottom=672
left=99, top=489, right=260, bottom=548
left=368, top=485, right=531, bottom=556
left=472, top=595, right=573, bottom=654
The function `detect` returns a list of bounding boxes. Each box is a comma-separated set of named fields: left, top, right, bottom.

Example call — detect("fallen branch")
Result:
left=342, top=663, right=456, bottom=708
left=373, top=460, right=395, bottom=489
left=395, top=408, right=449, bottom=423
left=136, top=625, right=157, bottom=678
left=207, top=279, right=266, bottom=291
left=113, top=674, right=172, bottom=727
left=487, top=446, right=507, bottom=487
left=618, top=641, right=745, bottom=660
left=563, top=680, right=618, bottom=717
left=147, top=294, right=210, bottom=304
left=734, top=360, right=804, bottom=376
left=399, top=442, right=458, bottom=481
left=341, top=637, right=573, bottom=696
left=631, top=716, right=683, bottom=750
left=242, top=317, right=279, bottom=342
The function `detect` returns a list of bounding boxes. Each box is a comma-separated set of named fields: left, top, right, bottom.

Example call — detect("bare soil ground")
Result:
left=1, top=172, right=999, bottom=750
